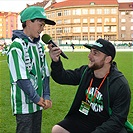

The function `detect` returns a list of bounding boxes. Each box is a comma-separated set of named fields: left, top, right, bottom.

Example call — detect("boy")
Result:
left=7, top=6, right=55, bottom=133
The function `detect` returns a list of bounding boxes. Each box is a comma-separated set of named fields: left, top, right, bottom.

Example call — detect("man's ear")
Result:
left=105, top=56, right=112, bottom=63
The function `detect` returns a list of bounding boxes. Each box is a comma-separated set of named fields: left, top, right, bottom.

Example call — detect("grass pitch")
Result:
left=0, top=51, right=132, bottom=133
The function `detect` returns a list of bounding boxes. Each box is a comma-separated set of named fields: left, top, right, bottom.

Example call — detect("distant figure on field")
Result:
left=70, top=43, right=75, bottom=51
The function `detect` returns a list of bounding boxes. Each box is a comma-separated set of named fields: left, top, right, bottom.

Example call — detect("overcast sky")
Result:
left=0, top=0, right=132, bottom=12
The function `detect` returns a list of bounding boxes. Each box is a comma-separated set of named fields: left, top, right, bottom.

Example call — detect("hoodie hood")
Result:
left=109, top=61, right=123, bottom=83
left=12, top=30, right=40, bottom=43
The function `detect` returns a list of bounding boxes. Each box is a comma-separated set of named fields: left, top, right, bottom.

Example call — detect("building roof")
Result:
left=46, top=0, right=118, bottom=10
left=27, top=0, right=49, bottom=7
left=0, top=12, right=18, bottom=17
left=119, top=2, right=133, bottom=11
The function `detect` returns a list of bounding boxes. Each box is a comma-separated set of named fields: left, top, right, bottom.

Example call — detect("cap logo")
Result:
left=94, top=42, right=103, bottom=47
left=41, top=11, right=46, bottom=17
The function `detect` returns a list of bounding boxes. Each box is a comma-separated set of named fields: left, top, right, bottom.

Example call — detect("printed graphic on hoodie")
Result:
left=86, top=87, right=103, bottom=112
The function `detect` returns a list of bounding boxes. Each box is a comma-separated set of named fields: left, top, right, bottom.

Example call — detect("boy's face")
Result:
left=26, top=19, right=45, bottom=40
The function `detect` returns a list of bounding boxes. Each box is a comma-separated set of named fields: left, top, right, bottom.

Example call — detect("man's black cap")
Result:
left=84, top=38, right=116, bottom=60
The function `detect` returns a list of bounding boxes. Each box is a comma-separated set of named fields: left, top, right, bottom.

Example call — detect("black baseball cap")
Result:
left=84, top=39, right=116, bottom=60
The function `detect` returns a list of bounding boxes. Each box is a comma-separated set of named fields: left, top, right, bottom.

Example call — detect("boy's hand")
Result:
left=43, top=100, right=52, bottom=110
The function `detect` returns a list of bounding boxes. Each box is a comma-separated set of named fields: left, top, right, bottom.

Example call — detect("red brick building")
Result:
left=0, top=11, right=18, bottom=39
left=119, top=2, right=133, bottom=41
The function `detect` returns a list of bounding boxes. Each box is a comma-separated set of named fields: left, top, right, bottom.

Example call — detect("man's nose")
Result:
left=88, top=52, right=92, bottom=59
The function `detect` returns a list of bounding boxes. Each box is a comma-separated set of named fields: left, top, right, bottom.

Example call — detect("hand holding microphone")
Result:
left=41, top=34, right=68, bottom=59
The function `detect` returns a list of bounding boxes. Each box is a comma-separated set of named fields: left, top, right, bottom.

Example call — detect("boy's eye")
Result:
left=39, top=23, right=45, bottom=28
left=40, top=24, right=43, bottom=27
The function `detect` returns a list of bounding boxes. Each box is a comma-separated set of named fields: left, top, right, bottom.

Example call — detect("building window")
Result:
left=90, top=36, right=95, bottom=40
left=47, top=13, right=51, bottom=18
left=90, top=2, right=95, bottom=5
left=121, top=19, right=126, bottom=22
left=96, top=9, right=102, bottom=14
left=131, top=19, right=133, bottom=22
left=64, top=10, right=71, bottom=16
left=83, top=19, right=88, bottom=23
left=104, top=18, right=109, bottom=23
left=121, top=34, right=125, bottom=38
left=111, top=26, right=116, bottom=32
left=51, top=12, right=55, bottom=17
left=56, top=28, right=63, bottom=33
left=73, top=19, right=80, bottom=23
left=73, top=9, right=81, bottom=15
left=72, top=36, right=81, bottom=40
left=121, top=12, right=125, bottom=15
left=90, top=18, right=94, bottom=23
left=82, top=27, right=88, bottom=32
left=64, top=27, right=71, bottom=33
left=111, top=18, right=116, bottom=22
left=97, top=27, right=102, bottom=32
left=104, top=9, right=110, bottom=14
left=82, top=9, right=88, bottom=14
left=131, top=34, right=133, bottom=38
left=121, top=26, right=126, bottom=30
left=104, top=36, right=109, bottom=40
left=73, top=27, right=81, bottom=33
left=90, top=9, right=95, bottom=14
left=56, top=20, right=62, bottom=24
left=104, top=26, right=110, bottom=32
left=83, top=36, right=88, bottom=40
left=90, top=27, right=95, bottom=32
left=111, top=8, right=117, bottom=14
left=97, top=18, right=102, bottom=23
left=97, top=36, right=102, bottom=39
left=64, top=19, right=71, bottom=24
left=130, top=11, right=133, bottom=15
left=131, top=26, right=133, bottom=30
left=57, top=12, right=62, bottom=16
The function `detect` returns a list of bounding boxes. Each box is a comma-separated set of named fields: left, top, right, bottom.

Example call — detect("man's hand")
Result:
left=48, top=44, right=61, bottom=62
left=43, top=100, right=52, bottom=110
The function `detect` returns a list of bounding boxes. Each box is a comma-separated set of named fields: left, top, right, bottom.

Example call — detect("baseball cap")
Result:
left=84, top=38, right=116, bottom=60
left=20, top=6, right=56, bottom=25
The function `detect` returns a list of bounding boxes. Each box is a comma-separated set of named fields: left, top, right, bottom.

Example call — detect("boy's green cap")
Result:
left=20, top=6, right=56, bottom=25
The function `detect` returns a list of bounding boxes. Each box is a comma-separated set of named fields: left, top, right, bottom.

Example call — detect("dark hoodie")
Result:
left=51, top=60, right=131, bottom=133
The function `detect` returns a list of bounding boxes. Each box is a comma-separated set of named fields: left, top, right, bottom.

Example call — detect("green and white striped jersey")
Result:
left=7, top=38, right=49, bottom=114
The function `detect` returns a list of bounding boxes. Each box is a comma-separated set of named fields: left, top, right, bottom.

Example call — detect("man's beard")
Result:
left=89, top=57, right=106, bottom=70
left=90, top=62, right=104, bottom=70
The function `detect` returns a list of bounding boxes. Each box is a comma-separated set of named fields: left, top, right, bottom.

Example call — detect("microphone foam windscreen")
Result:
left=41, top=34, right=52, bottom=44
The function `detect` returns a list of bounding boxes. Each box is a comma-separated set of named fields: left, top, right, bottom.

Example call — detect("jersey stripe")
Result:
left=8, top=38, right=46, bottom=114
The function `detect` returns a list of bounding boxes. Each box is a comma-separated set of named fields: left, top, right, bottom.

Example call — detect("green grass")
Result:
left=0, top=51, right=132, bottom=133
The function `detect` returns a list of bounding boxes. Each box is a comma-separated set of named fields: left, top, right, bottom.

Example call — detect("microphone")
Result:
left=41, top=34, right=68, bottom=59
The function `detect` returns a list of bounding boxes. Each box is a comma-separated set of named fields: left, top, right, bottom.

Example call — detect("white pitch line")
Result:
left=0, top=60, right=7, bottom=63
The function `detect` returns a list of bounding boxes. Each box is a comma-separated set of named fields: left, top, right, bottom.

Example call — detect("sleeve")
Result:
left=42, top=76, right=50, bottom=100
left=91, top=82, right=131, bottom=133
left=42, top=54, right=51, bottom=100
left=7, top=41, right=30, bottom=83
left=16, top=79, right=40, bottom=104
left=51, top=59, right=88, bottom=85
